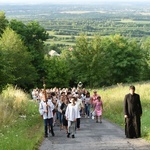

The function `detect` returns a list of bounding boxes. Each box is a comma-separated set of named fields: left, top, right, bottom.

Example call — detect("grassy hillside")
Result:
left=96, top=81, right=150, bottom=141
left=0, top=85, right=43, bottom=150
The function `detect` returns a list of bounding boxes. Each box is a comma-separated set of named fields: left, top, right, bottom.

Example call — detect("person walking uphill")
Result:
left=39, top=93, right=55, bottom=138
left=65, top=97, right=78, bottom=138
left=75, top=93, right=84, bottom=130
left=124, top=85, right=142, bottom=139
left=60, top=97, right=69, bottom=134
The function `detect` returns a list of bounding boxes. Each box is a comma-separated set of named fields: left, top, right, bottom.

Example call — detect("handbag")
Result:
left=92, top=110, right=95, bottom=119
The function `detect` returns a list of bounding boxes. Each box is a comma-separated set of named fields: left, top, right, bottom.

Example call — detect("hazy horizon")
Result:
left=1, top=0, right=150, bottom=5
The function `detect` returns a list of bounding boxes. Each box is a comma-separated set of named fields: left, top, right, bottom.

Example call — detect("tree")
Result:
left=9, top=20, right=49, bottom=85
left=0, top=28, right=37, bottom=90
left=140, top=37, right=150, bottom=80
left=68, top=35, right=91, bottom=86
left=0, top=11, right=8, bottom=36
left=44, top=56, right=71, bottom=88
left=89, top=36, right=113, bottom=86
left=67, top=35, right=112, bottom=87
left=108, top=34, right=143, bottom=83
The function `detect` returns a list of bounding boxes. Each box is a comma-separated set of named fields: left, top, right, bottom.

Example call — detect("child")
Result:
left=65, top=97, right=78, bottom=138
left=94, top=96, right=103, bottom=123
left=39, top=93, right=55, bottom=137
left=84, top=92, right=91, bottom=118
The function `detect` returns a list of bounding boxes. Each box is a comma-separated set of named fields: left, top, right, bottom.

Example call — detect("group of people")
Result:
left=34, top=84, right=142, bottom=139
left=36, top=87, right=103, bottom=138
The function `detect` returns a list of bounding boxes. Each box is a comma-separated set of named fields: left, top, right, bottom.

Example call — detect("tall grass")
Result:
left=0, top=85, right=28, bottom=127
left=0, top=85, right=43, bottom=150
left=96, top=81, right=150, bottom=141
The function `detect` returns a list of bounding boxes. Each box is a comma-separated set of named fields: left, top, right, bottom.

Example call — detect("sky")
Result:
left=0, top=0, right=150, bottom=4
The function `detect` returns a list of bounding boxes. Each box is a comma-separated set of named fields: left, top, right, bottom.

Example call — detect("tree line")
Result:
left=0, top=11, right=150, bottom=91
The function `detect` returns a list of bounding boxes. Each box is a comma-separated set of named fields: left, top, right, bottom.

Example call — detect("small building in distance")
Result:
left=48, top=50, right=60, bottom=56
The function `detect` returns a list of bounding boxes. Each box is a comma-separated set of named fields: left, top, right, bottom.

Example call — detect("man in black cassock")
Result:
left=124, top=85, right=142, bottom=138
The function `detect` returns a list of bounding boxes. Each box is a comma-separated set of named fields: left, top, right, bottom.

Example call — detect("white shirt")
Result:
left=65, top=103, right=78, bottom=121
left=32, top=90, right=37, bottom=99
left=39, top=99, right=54, bottom=119
left=85, top=97, right=91, bottom=105
left=81, top=94, right=86, bottom=102
left=76, top=98, right=84, bottom=110
left=75, top=99, right=84, bottom=118
left=57, top=99, right=62, bottom=112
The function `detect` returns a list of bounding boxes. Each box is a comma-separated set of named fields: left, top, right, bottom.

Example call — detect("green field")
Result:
left=120, top=19, right=150, bottom=24
left=46, top=31, right=95, bottom=46
left=45, top=40, right=75, bottom=46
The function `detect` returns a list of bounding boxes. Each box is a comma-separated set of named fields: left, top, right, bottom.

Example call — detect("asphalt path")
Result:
left=39, top=118, right=150, bottom=150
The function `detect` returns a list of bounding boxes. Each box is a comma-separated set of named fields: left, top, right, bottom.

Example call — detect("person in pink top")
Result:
left=91, top=90, right=99, bottom=105
left=94, top=96, right=103, bottom=123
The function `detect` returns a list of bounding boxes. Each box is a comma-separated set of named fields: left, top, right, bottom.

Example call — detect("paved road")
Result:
left=39, top=118, right=150, bottom=150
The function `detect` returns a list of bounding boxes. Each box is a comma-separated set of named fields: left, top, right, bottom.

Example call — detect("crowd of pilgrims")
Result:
left=31, top=87, right=103, bottom=138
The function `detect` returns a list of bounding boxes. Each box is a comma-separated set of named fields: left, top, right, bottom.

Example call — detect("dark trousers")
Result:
left=125, top=116, right=141, bottom=138
left=76, top=118, right=80, bottom=129
left=44, top=118, right=54, bottom=136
